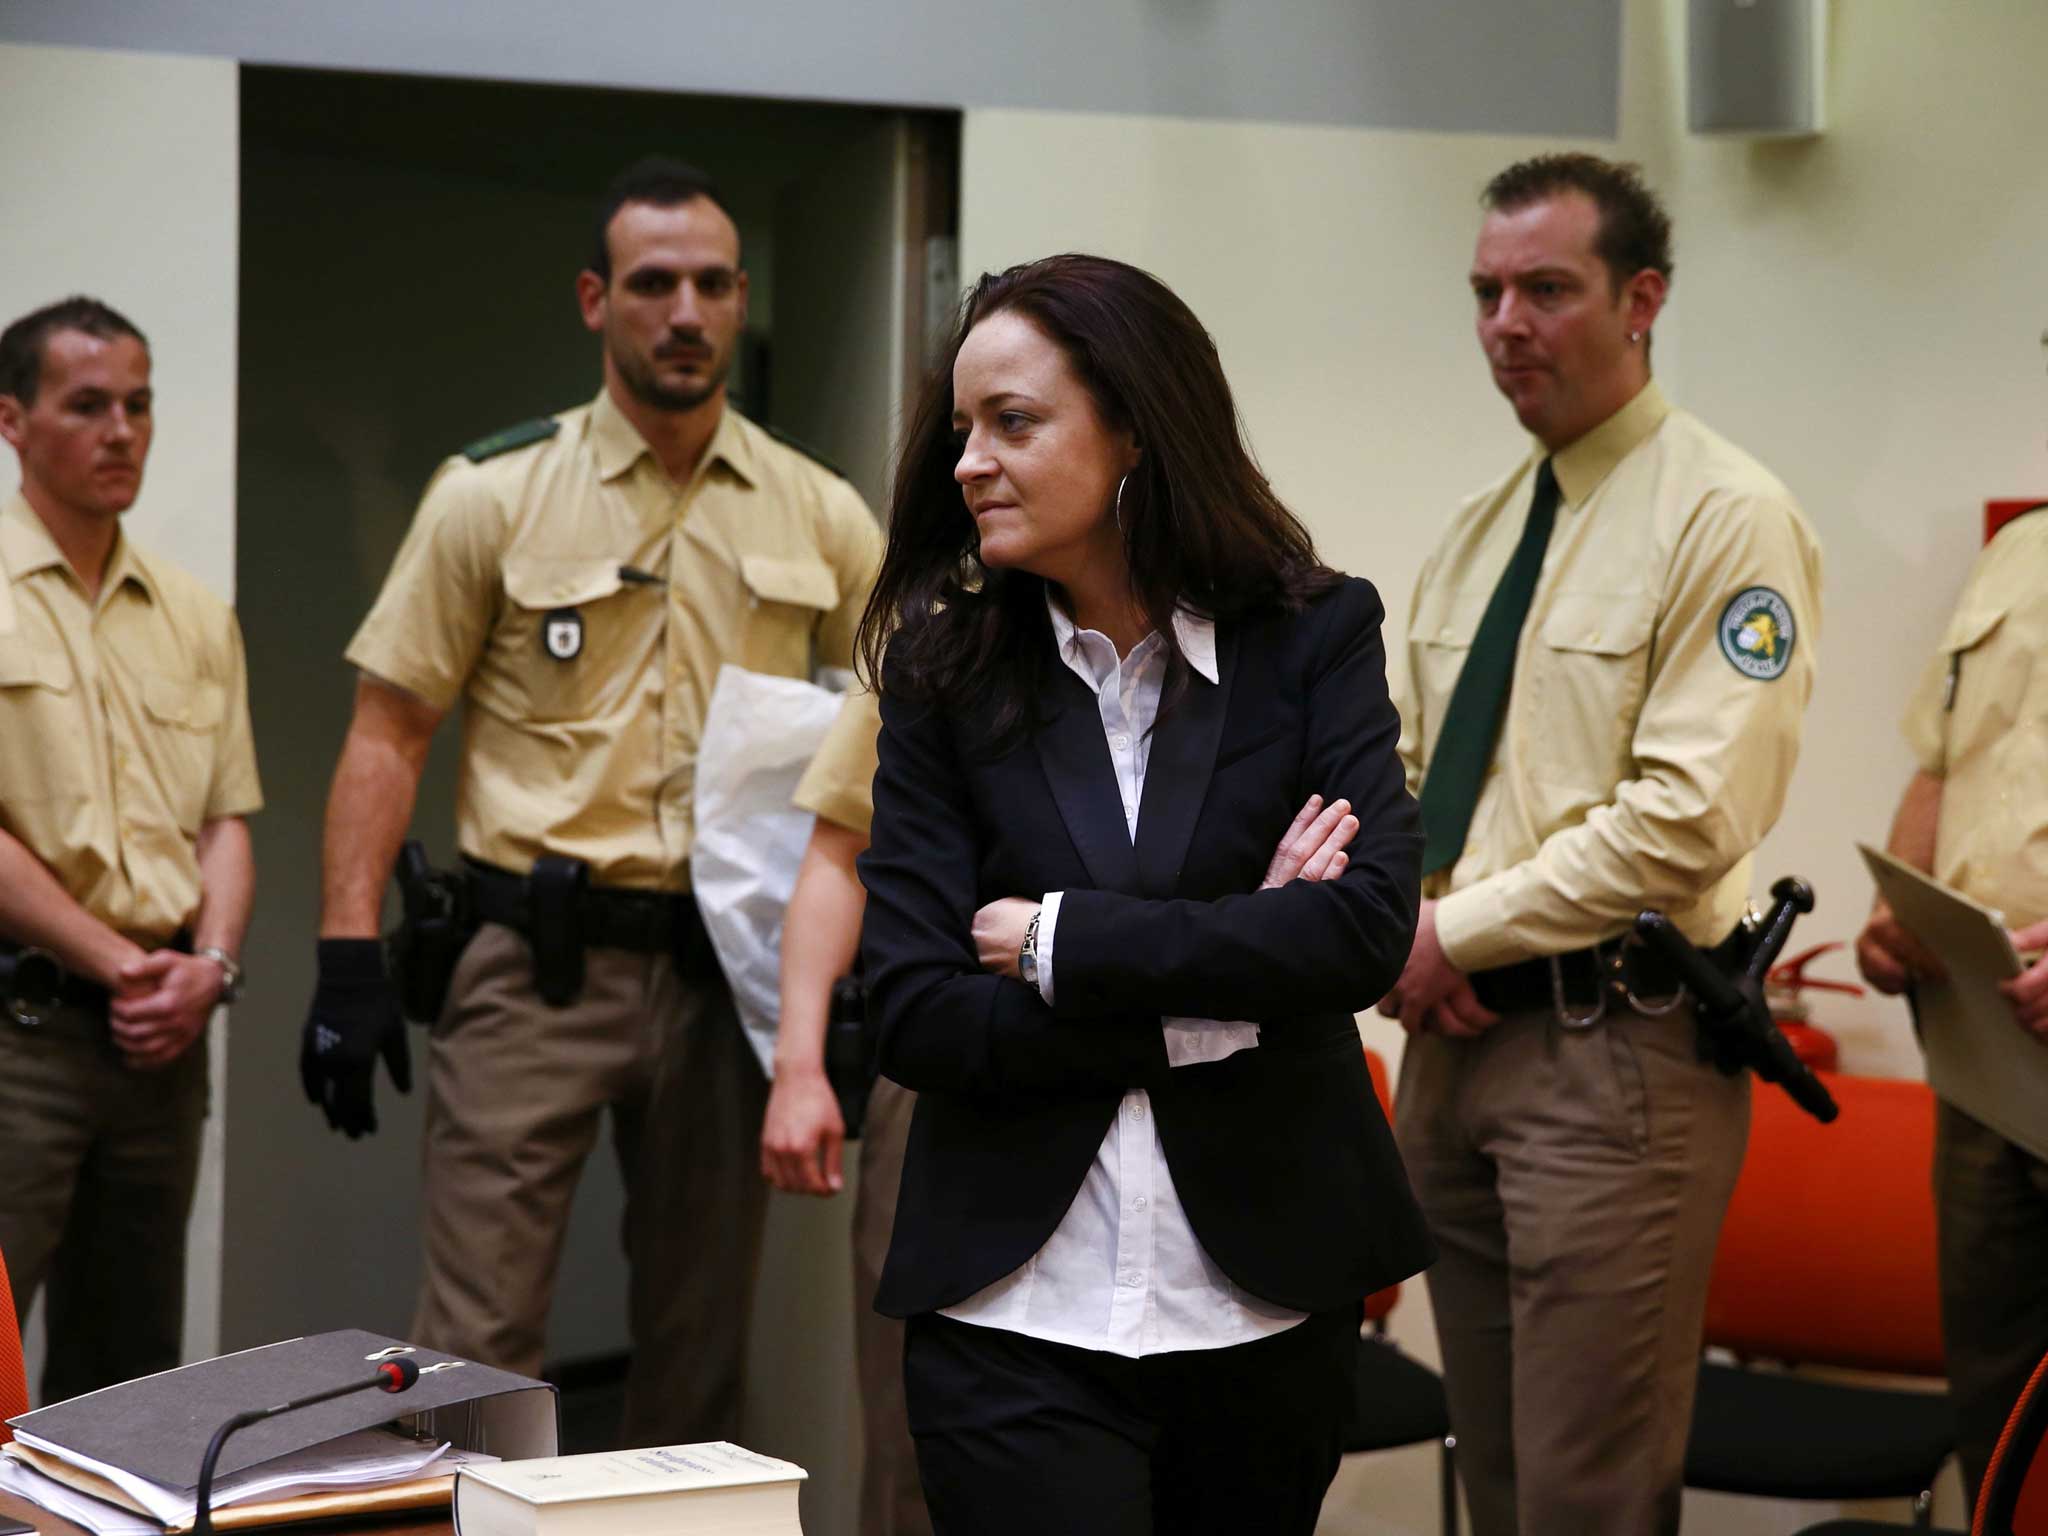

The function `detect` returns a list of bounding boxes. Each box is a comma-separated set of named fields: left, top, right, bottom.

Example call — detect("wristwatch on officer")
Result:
left=197, top=946, right=245, bottom=1005
left=1018, top=909, right=1042, bottom=989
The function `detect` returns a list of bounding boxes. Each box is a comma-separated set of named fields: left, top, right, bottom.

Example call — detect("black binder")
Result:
left=4, top=1329, right=557, bottom=1489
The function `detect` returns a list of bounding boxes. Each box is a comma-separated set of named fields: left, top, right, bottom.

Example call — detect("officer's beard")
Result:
left=616, top=337, right=731, bottom=414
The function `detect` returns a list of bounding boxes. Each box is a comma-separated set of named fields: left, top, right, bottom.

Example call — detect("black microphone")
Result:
left=193, top=1358, right=420, bottom=1536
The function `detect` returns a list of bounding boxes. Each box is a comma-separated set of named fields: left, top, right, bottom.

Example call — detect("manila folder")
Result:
left=1858, top=842, right=2048, bottom=1160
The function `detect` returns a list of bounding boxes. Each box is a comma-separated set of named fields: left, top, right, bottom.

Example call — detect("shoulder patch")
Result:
left=1718, top=587, right=1797, bottom=681
left=756, top=420, right=848, bottom=482
left=461, top=417, right=560, bottom=463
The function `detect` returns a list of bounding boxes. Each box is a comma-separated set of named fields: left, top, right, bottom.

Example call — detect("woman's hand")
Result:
left=973, top=897, right=1042, bottom=980
left=1260, top=795, right=1356, bottom=889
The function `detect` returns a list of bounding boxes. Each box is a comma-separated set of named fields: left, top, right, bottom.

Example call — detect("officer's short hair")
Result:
left=0, top=296, right=148, bottom=404
left=1482, top=153, right=1674, bottom=294
left=589, top=156, right=734, bottom=282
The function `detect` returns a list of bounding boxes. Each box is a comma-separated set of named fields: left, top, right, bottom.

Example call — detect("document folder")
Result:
left=1859, top=842, right=2048, bottom=1162
left=3, top=1329, right=557, bottom=1490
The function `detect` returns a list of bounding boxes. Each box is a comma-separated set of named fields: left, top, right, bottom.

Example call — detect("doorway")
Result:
left=232, top=64, right=956, bottom=1536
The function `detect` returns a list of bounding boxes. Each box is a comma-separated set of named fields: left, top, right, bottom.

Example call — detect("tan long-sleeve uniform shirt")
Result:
left=346, top=391, right=882, bottom=890
left=0, top=495, right=262, bottom=943
left=1395, top=382, right=1823, bottom=973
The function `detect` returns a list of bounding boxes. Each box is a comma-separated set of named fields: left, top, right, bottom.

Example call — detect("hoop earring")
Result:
left=1114, top=474, right=1128, bottom=534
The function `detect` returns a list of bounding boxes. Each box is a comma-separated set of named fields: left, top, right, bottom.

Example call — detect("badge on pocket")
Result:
left=543, top=608, right=583, bottom=661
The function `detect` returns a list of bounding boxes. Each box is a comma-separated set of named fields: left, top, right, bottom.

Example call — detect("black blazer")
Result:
left=858, top=576, right=1436, bottom=1319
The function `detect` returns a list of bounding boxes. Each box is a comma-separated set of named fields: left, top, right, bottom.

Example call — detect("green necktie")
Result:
left=1418, top=459, right=1560, bottom=878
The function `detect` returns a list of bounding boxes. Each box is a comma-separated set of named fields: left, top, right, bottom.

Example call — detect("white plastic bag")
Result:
left=691, top=664, right=845, bottom=1076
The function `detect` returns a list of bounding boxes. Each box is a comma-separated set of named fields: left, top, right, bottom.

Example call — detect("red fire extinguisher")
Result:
left=1763, top=942, right=1865, bottom=1073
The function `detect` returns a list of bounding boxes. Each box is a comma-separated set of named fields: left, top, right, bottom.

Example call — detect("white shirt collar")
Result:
left=1043, top=589, right=1221, bottom=684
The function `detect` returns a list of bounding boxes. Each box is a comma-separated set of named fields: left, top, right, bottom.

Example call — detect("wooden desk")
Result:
left=0, top=1487, right=452, bottom=1536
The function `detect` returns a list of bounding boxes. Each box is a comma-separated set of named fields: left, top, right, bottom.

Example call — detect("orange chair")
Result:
left=1, top=1244, right=26, bottom=1442
left=1343, top=1046, right=1458, bottom=1533
left=1685, top=1071, right=1956, bottom=1524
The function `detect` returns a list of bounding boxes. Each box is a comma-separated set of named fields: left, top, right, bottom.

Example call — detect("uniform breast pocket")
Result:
left=1531, top=591, right=1657, bottom=785
left=738, top=555, right=837, bottom=679
left=1942, top=601, right=2032, bottom=765
left=141, top=672, right=226, bottom=832
left=0, top=639, right=79, bottom=804
left=498, top=557, right=647, bottom=723
left=1409, top=587, right=1488, bottom=751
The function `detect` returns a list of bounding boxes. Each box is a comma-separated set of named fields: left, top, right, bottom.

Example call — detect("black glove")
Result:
left=301, top=938, right=412, bottom=1138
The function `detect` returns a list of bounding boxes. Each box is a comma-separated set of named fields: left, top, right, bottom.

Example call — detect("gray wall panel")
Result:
left=0, top=0, right=1621, bottom=137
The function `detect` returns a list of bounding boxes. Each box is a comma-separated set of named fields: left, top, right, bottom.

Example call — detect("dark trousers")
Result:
left=1935, top=1100, right=2048, bottom=1507
left=904, top=1305, right=1359, bottom=1536
left=0, top=1010, right=208, bottom=1403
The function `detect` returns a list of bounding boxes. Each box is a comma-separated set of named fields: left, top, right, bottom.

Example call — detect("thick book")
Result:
left=453, top=1442, right=805, bottom=1536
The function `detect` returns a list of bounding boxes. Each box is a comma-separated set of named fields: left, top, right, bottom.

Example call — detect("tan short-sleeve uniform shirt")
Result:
left=0, top=495, right=263, bottom=943
left=1395, top=383, right=1824, bottom=973
left=793, top=686, right=882, bottom=839
left=1902, top=508, right=2048, bottom=927
left=346, top=391, right=882, bottom=891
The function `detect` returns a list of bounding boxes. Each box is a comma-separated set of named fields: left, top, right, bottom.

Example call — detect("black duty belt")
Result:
left=1, top=932, right=192, bottom=1035
left=1471, top=924, right=1750, bottom=1025
left=464, top=859, right=702, bottom=955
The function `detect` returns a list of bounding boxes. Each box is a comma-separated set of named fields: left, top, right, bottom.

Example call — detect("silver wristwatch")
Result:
left=197, top=946, right=244, bottom=1005
left=1018, top=910, right=1042, bottom=989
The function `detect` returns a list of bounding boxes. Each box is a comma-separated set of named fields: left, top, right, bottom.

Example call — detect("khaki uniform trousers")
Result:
left=411, top=922, right=769, bottom=1447
left=0, top=1010, right=208, bottom=1403
left=1935, top=1100, right=2048, bottom=1506
left=852, top=1075, right=933, bottom=1536
left=1395, top=1002, right=1750, bottom=1536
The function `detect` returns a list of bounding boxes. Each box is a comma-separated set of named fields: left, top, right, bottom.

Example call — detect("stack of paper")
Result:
left=0, top=1456, right=159, bottom=1536
left=0, top=1428, right=495, bottom=1535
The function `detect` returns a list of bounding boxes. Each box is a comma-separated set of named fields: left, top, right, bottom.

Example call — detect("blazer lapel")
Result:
left=1035, top=668, right=1141, bottom=893
left=1133, top=625, right=1237, bottom=899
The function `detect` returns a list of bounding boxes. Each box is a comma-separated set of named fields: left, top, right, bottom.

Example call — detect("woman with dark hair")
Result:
left=856, top=253, right=1432, bottom=1535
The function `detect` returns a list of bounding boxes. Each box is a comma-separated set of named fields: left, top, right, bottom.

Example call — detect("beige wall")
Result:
left=961, top=2, right=2048, bottom=1527
left=0, top=41, right=239, bottom=1389
left=0, top=43, right=240, bottom=596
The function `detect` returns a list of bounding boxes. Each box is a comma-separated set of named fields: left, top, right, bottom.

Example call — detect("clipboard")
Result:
left=1858, top=842, right=2048, bottom=1160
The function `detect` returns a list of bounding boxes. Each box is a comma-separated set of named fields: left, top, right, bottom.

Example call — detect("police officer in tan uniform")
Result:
left=0, top=297, right=260, bottom=1401
left=1856, top=502, right=2048, bottom=1509
left=302, top=158, right=882, bottom=1448
left=1384, top=155, right=1822, bottom=1534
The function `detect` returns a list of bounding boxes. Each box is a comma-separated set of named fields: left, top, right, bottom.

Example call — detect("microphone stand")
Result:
left=192, top=1359, right=419, bottom=1536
